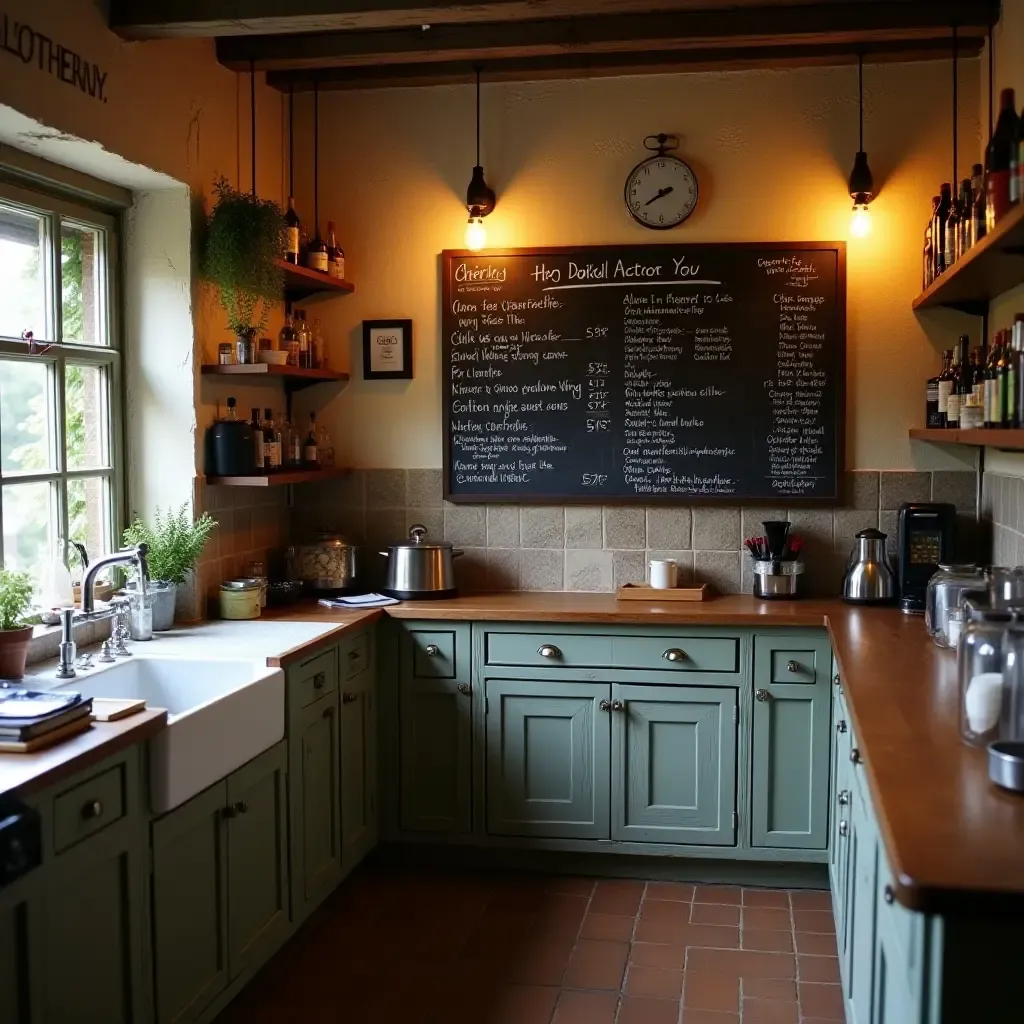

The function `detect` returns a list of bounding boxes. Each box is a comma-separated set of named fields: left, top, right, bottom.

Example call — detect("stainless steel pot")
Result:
left=379, top=524, right=462, bottom=599
left=288, top=534, right=358, bottom=591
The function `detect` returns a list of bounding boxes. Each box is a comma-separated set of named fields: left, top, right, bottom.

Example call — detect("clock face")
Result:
left=624, top=155, right=698, bottom=229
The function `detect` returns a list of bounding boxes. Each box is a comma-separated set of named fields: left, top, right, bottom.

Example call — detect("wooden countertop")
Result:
left=0, top=708, right=167, bottom=800
left=257, top=606, right=384, bottom=665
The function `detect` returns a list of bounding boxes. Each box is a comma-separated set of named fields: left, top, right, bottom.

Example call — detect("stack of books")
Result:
left=0, top=689, right=93, bottom=752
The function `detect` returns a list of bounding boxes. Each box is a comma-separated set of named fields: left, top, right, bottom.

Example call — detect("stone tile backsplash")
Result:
left=288, top=468, right=979, bottom=597
left=983, top=472, right=1024, bottom=566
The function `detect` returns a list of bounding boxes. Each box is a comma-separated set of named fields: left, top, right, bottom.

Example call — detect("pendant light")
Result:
left=465, top=68, right=496, bottom=251
left=848, top=53, right=874, bottom=238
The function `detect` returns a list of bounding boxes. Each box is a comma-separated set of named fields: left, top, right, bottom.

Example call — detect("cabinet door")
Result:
left=151, top=781, right=229, bottom=1024
left=485, top=679, right=610, bottom=839
left=0, top=877, right=43, bottom=1024
left=226, top=742, right=289, bottom=982
left=611, top=684, right=737, bottom=846
left=845, top=789, right=878, bottom=1024
left=298, top=694, right=342, bottom=907
left=873, top=892, right=915, bottom=1024
left=340, top=671, right=377, bottom=873
left=751, top=635, right=833, bottom=849
left=830, top=697, right=853, bottom=956
left=399, top=676, right=472, bottom=834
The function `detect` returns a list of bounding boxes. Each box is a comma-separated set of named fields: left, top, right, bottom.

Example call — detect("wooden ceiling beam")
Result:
left=217, top=1, right=993, bottom=71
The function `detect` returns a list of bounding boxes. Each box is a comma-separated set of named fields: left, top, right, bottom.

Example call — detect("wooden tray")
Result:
left=91, top=698, right=147, bottom=722
left=616, top=583, right=708, bottom=602
left=0, top=716, right=93, bottom=753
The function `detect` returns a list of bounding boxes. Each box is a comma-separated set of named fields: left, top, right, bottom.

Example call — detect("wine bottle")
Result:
left=984, top=336, right=1001, bottom=429
left=250, top=407, right=265, bottom=472
left=284, top=197, right=301, bottom=265
left=1014, top=314, right=1024, bottom=429
left=262, top=408, right=281, bottom=470
left=955, top=179, right=972, bottom=260
left=1012, top=102, right=1024, bottom=207
left=946, top=337, right=968, bottom=428
left=326, top=221, right=344, bottom=280
left=997, top=330, right=1014, bottom=427
left=934, top=183, right=952, bottom=276
left=295, top=310, right=311, bottom=370
left=305, top=228, right=329, bottom=274
left=971, top=163, right=987, bottom=247
left=926, top=351, right=950, bottom=427
left=986, top=89, right=1020, bottom=231
left=304, top=412, right=319, bottom=467
left=937, top=348, right=955, bottom=427
left=971, top=348, right=985, bottom=406
left=279, top=313, right=298, bottom=368
left=944, top=191, right=961, bottom=269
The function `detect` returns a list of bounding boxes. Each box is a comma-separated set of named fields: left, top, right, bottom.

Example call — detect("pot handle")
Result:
left=452, top=549, right=465, bottom=558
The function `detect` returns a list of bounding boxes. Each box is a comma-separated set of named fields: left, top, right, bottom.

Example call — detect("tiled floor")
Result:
left=217, top=866, right=841, bottom=1023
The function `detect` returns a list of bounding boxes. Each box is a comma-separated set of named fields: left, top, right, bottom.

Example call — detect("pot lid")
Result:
left=388, top=524, right=454, bottom=550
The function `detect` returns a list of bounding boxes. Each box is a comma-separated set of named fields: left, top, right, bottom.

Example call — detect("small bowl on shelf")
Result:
left=258, top=350, right=289, bottom=366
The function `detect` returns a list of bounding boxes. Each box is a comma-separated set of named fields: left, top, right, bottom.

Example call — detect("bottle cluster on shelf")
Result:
left=278, top=310, right=328, bottom=369
left=927, top=317, right=1024, bottom=430
left=922, top=88, right=1023, bottom=291
left=284, top=196, right=345, bottom=281
left=250, top=406, right=334, bottom=473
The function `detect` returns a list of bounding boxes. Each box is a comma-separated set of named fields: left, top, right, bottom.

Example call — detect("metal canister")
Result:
left=219, top=578, right=261, bottom=620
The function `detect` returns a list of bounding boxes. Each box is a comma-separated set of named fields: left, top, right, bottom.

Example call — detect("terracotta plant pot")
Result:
left=0, top=625, right=34, bottom=680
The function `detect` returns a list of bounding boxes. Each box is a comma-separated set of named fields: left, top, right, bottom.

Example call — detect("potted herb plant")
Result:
left=0, top=569, right=36, bottom=678
left=123, top=505, right=218, bottom=631
left=201, top=176, right=285, bottom=345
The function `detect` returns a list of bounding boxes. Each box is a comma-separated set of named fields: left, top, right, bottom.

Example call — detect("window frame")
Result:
left=0, top=176, right=125, bottom=571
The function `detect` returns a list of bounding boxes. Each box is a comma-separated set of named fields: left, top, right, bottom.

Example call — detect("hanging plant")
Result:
left=201, top=177, right=284, bottom=337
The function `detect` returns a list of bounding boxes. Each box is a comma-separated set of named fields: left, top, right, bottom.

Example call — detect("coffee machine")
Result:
left=897, top=503, right=956, bottom=613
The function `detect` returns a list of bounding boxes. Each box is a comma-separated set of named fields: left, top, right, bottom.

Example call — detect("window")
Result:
left=0, top=179, right=123, bottom=578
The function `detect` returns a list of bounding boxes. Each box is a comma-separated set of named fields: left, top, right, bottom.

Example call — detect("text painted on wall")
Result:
left=1, top=13, right=108, bottom=103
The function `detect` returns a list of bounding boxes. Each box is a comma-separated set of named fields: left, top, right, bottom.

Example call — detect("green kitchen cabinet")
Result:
left=829, top=690, right=852, bottom=950
left=340, top=667, right=377, bottom=874
left=872, top=884, right=915, bottom=1024
left=485, top=679, right=610, bottom=839
left=751, top=634, right=833, bottom=849
left=611, top=684, right=737, bottom=846
left=0, top=874, right=43, bottom=1024
left=844, top=784, right=878, bottom=1024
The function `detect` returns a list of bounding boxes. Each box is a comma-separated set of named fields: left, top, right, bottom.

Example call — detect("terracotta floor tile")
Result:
left=741, top=997, right=799, bottom=1024
left=562, top=939, right=629, bottom=990
left=642, top=899, right=691, bottom=923
left=742, top=889, right=790, bottom=909
left=546, top=876, right=596, bottom=896
left=590, top=880, right=646, bottom=916
left=504, top=937, right=575, bottom=986
left=742, top=930, right=794, bottom=953
left=694, top=885, right=742, bottom=906
left=789, top=890, right=832, bottom=912
left=796, top=955, right=841, bottom=985
left=646, top=881, right=696, bottom=902
left=687, top=948, right=796, bottom=980
left=793, top=931, right=838, bottom=957
left=484, top=984, right=561, bottom=1024
left=690, top=903, right=740, bottom=927
left=630, top=942, right=688, bottom=971
left=679, top=1011, right=739, bottom=1024
left=798, top=982, right=845, bottom=1019
left=617, top=996, right=681, bottom=1024
left=636, top=919, right=740, bottom=949
left=580, top=912, right=635, bottom=942
left=625, top=964, right=685, bottom=1000
left=552, top=989, right=618, bottom=1024
left=683, top=971, right=740, bottom=1012
left=793, top=909, right=836, bottom=935
left=742, top=907, right=791, bottom=932
left=741, top=977, right=797, bottom=1001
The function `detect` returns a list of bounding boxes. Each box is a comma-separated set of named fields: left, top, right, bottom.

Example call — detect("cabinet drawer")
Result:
left=293, top=650, right=338, bottom=708
left=485, top=631, right=739, bottom=674
left=53, top=764, right=125, bottom=853
left=340, top=632, right=371, bottom=680
left=767, top=646, right=823, bottom=684
left=410, top=629, right=459, bottom=679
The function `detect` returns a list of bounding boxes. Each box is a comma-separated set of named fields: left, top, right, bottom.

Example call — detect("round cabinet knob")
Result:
left=342, top=692, right=358, bottom=703
left=612, top=700, right=626, bottom=712
left=538, top=644, right=561, bottom=659
left=836, top=720, right=848, bottom=734
left=787, top=660, right=801, bottom=673
left=348, top=650, right=360, bottom=661
left=457, top=683, right=471, bottom=695
left=838, top=820, right=849, bottom=837
left=599, top=699, right=611, bottom=712
left=82, top=800, right=103, bottom=820
left=235, top=800, right=249, bottom=815
left=425, top=644, right=441, bottom=657
left=837, top=789, right=851, bottom=806
left=755, top=688, right=770, bottom=702
left=662, top=649, right=687, bottom=663
left=883, top=885, right=895, bottom=905
left=850, top=748, right=863, bottom=765
left=833, top=674, right=841, bottom=686
left=313, top=673, right=325, bottom=690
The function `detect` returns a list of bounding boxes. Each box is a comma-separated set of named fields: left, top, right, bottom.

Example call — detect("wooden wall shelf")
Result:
left=912, top=203, right=1024, bottom=315
left=909, top=427, right=1024, bottom=450
left=201, top=364, right=349, bottom=391
left=206, top=467, right=349, bottom=487
left=275, top=259, right=355, bottom=305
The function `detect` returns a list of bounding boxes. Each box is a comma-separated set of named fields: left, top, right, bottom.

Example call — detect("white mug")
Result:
left=649, top=559, right=678, bottom=589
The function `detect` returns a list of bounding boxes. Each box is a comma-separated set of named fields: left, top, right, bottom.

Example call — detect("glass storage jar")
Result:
left=1001, top=626, right=1024, bottom=743
left=959, top=608, right=1014, bottom=746
left=925, top=564, right=987, bottom=646
left=991, top=566, right=1024, bottom=608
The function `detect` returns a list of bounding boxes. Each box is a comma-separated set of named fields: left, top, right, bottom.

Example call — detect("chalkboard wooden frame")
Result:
left=441, top=242, right=846, bottom=506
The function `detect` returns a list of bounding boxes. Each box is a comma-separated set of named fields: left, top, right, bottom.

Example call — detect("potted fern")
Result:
left=123, top=506, right=218, bottom=631
left=201, top=177, right=285, bottom=343
left=0, top=569, right=36, bottom=678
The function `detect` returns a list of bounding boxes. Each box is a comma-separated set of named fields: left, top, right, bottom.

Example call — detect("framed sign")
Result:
left=363, top=319, right=413, bottom=379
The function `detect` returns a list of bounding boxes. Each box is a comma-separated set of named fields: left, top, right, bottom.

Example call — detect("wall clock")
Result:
left=624, top=133, right=698, bottom=230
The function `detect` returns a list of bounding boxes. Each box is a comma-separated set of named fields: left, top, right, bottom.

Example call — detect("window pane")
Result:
left=68, top=476, right=111, bottom=561
left=61, top=222, right=106, bottom=346
left=0, top=359, right=55, bottom=473
left=66, top=364, right=109, bottom=470
left=0, top=203, right=47, bottom=340
left=2, top=480, right=57, bottom=573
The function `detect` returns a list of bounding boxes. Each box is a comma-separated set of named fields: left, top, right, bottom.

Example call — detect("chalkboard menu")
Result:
left=442, top=243, right=845, bottom=504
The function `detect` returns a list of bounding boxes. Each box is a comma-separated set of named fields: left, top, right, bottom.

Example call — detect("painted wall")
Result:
left=292, top=59, right=980, bottom=474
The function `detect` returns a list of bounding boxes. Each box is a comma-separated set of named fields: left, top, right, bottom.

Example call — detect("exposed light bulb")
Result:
left=465, top=215, right=486, bottom=251
left=849, top=203, right=871, bottom=238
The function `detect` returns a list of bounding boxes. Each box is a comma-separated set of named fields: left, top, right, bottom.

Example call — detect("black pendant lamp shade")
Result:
left=848, top=54, right=874, bottom=206
left=466, top=69, right=495, bottom=220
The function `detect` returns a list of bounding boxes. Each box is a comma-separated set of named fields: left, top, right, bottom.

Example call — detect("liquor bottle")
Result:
left=923, top=216, right=933, bottom=291
left=326, top=221, right=344, bottom=280
left=295, top=310, right=311, bottom=369
left=250, top=407, right=265, bottom=471
left=997, top=331, right=1014, bottom=427
left=305, top=227, right=329, bottom=273
left=970, top=163, right=987, bottom=247
left=287, top=418, right=303, bottom=467
left=971, top=348, right=986, bottom=406
left=279, top=314, right=298, bottom=368
left=955, top=179, right=972, bottom=260
left=984, top=336, right=1001, bottom=429
left=284, top=197, right=301, bottom=265
left=926, top=350, right=950, bottom=427
left=937, top=348, right=955, bottom=427
left=1014, top=314, right=1024, bottom=429
left=311, top=318, right=324, bottom=370
left=933, top=183, right=952, bottom=277
left=986, top=89, right=1020, bottom=231
left=1012, top=101, right=1024, bottom=207
left=946, top=338, right=968, bottom=428
left=944, top=190, right=961, bottom=270
left=262, top=409, right=281, bottom=470
left=304, top=412, right=319, bottom=467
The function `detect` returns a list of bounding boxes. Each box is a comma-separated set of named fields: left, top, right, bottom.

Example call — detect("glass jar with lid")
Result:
left=959, top=608, right=1014, bottom=746
left=1001, top=626, right=1024, bottom=743
left=925, top=563, right=987, bottom=647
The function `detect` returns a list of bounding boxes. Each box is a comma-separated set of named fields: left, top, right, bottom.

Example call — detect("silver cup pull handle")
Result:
left=538, top=644, right=561, bottom=659
left=663, top=648, right=687, bottom=663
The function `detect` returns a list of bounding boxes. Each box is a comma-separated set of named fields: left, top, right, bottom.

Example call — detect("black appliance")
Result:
left=897, top=503, right=956, bottom=613
left=0, top=797, right=41, bottom=890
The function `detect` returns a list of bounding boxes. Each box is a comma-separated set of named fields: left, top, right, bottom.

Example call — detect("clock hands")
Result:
left=644, top=186, right=675, bottom=206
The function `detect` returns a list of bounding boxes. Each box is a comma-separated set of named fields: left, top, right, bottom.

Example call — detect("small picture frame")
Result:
left=362, top=319, right=413, bottom=380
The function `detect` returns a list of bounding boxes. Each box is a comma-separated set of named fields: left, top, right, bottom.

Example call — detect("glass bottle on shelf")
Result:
left=305, top=227, right=329, bottom=274
left=304, top=412, right=320, bottom=468
left=926, top=350, right=950, bottom=428
left=986, top=88, right=1020, bottom=231
left=997, top=331, right=1013, bottom=428
left=984, top=334, right=1002, bottom=429
left=279, top=314, right=298, bottom=367
left=936, top=348, right=955, bottom=428
left=295, top=310, right=311, bottom=369
left=287, top=417, right=303, bottom=468
left=955, top=178, right=972, bottom=260
left=933, top=183, right=952, bottom=277
left=311, top=318, right=324, bottom=370
left=326, top=221, right=344, bottom=280
left=945, top=336, right=968, bottom=428
left=970, top=163, right=987, bottom=247
left=284, top=197, right=301, bottom=265
left=944, top=191, right=961, bottom=270
left=250, top=407, right=265, bottom=472
left=262, top=409, right=281, bottom=471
